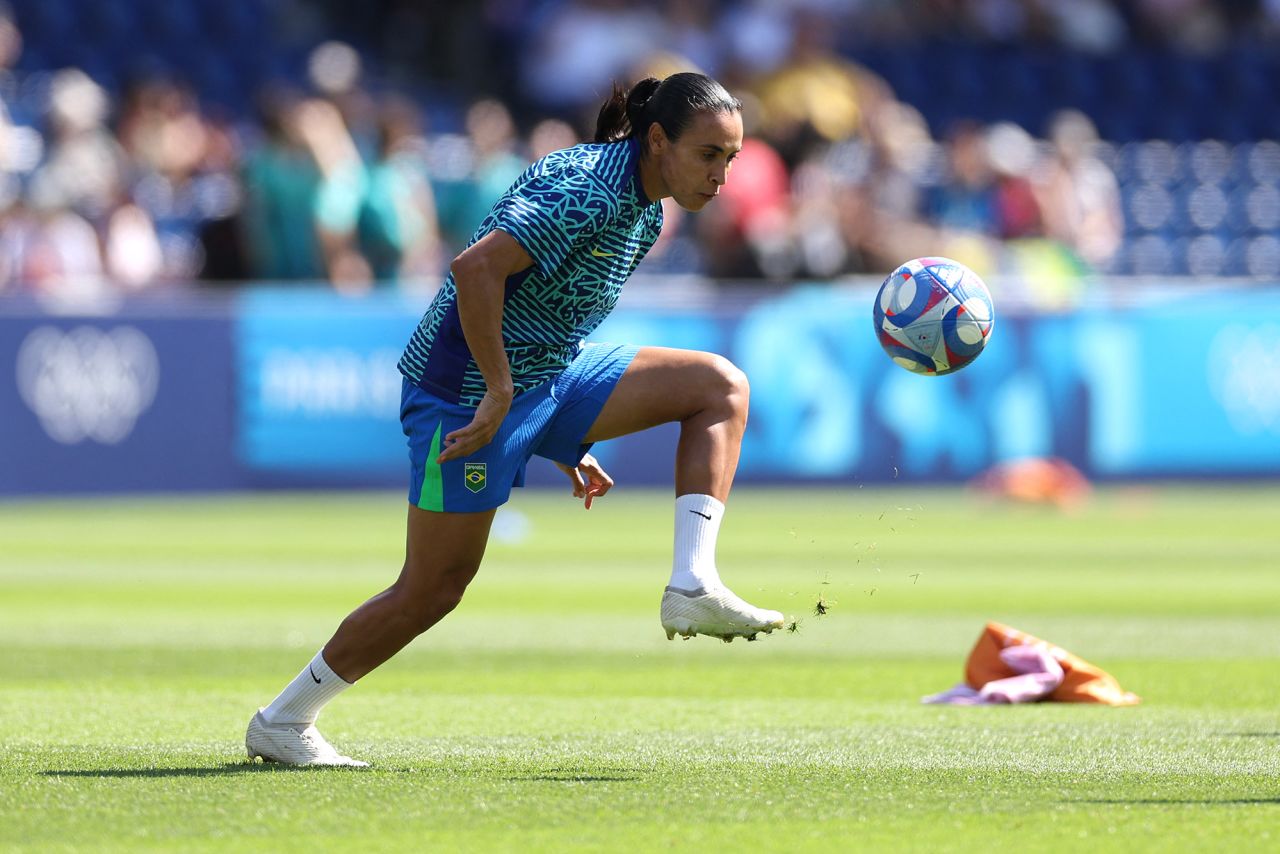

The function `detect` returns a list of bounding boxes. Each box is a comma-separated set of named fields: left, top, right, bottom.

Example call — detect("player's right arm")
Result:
left=436, top=230, right=534, bottom=464
left=438, top=165, right=615, bottom=463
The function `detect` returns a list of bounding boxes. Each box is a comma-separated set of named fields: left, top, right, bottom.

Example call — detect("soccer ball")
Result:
left=873, top=257, right=994, bottom=376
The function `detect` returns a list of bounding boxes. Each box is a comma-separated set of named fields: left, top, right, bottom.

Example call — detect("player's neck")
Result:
left=636, top=155, right=668, bottom=204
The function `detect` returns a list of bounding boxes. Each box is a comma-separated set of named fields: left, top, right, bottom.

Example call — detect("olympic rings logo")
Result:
left=15, top=325, right=160, bottom=445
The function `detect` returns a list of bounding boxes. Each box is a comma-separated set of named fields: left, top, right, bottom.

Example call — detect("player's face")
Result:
left=651, top=110, right=743, bottom=212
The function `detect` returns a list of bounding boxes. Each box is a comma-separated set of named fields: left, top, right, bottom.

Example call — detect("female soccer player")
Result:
left=246, top=72, right=784, bottom=766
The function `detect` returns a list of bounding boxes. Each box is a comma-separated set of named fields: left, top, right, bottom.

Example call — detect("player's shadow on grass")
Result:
left=507, top=768, right=642, bottom=783
left=511, top=774, right=639, bottom=782
left=40, top=764, right=368, bottom=778
left=42, top=766, right=641, bottom=779
left=1078, top=798, right=1279, bottom=805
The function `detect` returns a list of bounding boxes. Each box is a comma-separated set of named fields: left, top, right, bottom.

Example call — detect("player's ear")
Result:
left=645, top=121, right=668, bottom=154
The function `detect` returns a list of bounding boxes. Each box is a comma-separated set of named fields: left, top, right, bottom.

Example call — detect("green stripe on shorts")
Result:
left=418, top=422, right=444, bottom=512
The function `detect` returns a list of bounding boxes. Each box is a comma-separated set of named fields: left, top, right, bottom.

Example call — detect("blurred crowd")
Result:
left=1, top=0, right=1278, bottom=299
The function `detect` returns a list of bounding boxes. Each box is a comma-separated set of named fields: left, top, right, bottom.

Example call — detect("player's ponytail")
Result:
left=593, top=78, right=657, bottom=144
left=593, top=72, right=740, bottom=151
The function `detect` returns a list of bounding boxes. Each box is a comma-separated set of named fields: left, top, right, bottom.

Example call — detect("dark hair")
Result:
left=593, top=72, right=741, bottom=151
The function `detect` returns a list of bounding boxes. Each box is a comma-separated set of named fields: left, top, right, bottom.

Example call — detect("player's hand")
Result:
left=437, top=390, right=510, bottom=463
left=555, top=454, right=614, bottom=509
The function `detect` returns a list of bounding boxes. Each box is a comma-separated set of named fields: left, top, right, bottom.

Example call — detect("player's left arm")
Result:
left=554, top=453, right=613, bottom=510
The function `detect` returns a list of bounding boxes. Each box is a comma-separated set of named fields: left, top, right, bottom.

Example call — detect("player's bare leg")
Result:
left=323, top=505, right=496, bottom=680
left=585, top=347, right=784, bottom=641
left=247, top=506, right=495, bottom=766
left=584, top=347, right=746, bottom=500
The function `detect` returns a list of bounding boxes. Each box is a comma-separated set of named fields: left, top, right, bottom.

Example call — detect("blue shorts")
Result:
left=401, top=343, right=639, bottom=513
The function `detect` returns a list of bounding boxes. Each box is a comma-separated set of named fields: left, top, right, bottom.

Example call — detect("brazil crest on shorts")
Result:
left=464, top=463, right=487, bottom=493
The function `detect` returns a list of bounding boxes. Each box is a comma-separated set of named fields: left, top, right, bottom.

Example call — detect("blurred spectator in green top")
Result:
left=456, top=98, right=527, bottom=242
left=355, top=98, right=442, bottom=286
left=241, top=90, right=326, bottom=281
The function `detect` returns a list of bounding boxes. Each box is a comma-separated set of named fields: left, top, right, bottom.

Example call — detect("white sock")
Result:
left=669, top=493, right=725, bottom=592
left=261, top=650, right=353, bottom=726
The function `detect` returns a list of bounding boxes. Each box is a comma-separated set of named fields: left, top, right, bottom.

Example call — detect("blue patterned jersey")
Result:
left=398, top=138, right=663, bottom=406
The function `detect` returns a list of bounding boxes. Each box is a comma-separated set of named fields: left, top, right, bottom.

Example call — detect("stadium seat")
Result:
left=1245, top=234, right=1280, bottom=277
left=1249, top=141, right=1280, bottom=184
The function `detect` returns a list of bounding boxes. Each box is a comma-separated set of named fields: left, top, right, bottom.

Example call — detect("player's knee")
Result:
left=708, top=355, right=749, bottom=416
left=389, top=572, right=472, bottom=635
left=432, top=581, right=468, bottom=619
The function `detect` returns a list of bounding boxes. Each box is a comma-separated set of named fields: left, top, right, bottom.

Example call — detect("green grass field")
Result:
left=1, top=485, right=1277, bottom=852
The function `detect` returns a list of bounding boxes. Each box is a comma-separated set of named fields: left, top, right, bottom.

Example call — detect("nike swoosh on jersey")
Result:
left=590, top=247, right=617, bottom=257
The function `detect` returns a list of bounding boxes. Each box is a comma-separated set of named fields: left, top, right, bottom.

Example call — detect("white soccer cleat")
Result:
left=661, top=584, right=785, bottom=642
left=245, top=710, right=368, bottom=768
